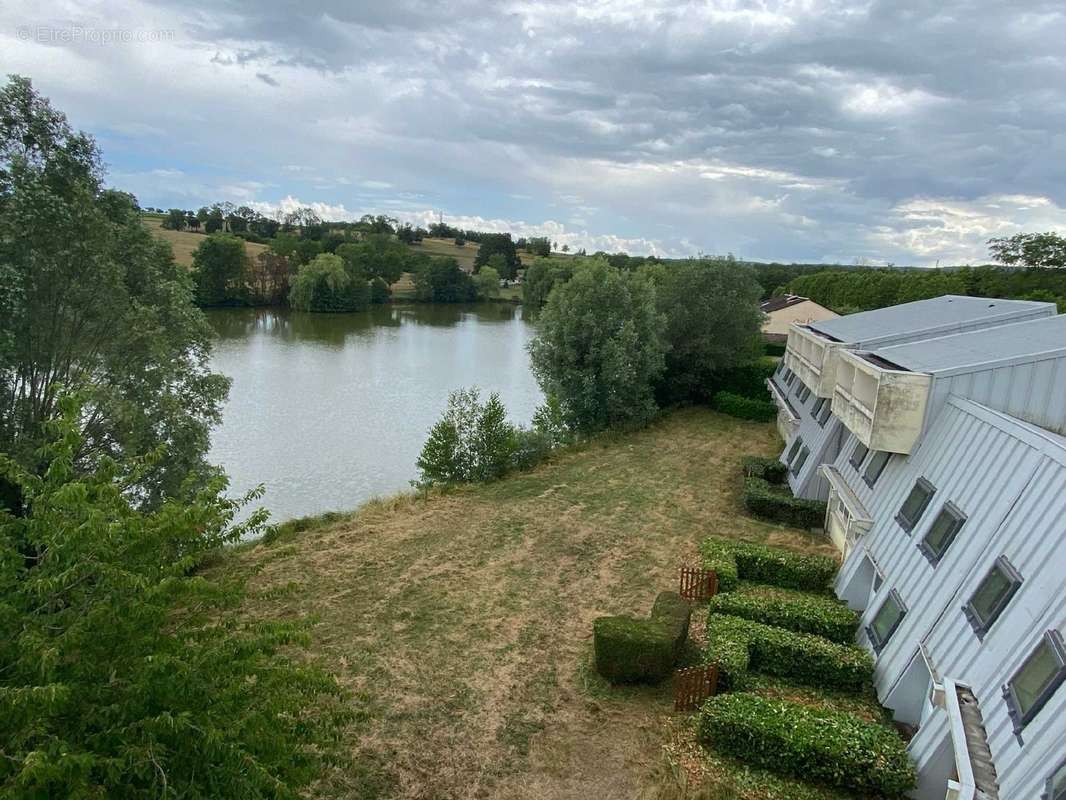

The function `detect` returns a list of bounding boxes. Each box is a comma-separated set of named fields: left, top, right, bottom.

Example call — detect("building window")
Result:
left=849, top=440, right=869, bottom=470
left=918, top=503, right=966, bottom=565
left=964, top=556, right=1023, bottom=638
left=812, top=396, right=826, bottom=419
left=896, top=478, right=936, bottom=532
left=786, top=437, right=803, bottom=465
left=791, top=446, right=810, bottom=476
left=867, top=590, right=906, bottom=653
left=1004, top=631, right=1066, bottom=733
left=785, top=371, right=796, bottom=387
left=796, top=384, right=811, bottom=403
left=1044, top=758, right=1066, bottom=800
left=816, top=399, right=833, bottom=426
left=863, top=450, right=892, bottom=487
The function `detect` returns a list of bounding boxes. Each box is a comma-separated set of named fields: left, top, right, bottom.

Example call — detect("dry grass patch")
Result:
left=143, top=216, right=268, bottom=267
left=220, top=408, right=834, bottom=799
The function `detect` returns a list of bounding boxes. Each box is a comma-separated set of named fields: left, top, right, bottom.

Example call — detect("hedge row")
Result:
left=709, top=583, right=859, bottom=644
left=712, top=391, right=777, bottom=422
left=743, top=476, right=827, bottom=529
left=593, top=591, right=691, bottom=684
left=741, top=455, right=787, bottom=484
left=698, top=692, right=915, bottom=797
left=704, top=613, right=872, bottom=692
left=700, top=537, right=837, bottom=594
left=710, top=358, right=778, bottom=400
left=763, top=341, right=786, bottom=357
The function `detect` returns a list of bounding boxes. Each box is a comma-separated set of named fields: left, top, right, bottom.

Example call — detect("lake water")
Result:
left=205, top=304, right=542, bottom=523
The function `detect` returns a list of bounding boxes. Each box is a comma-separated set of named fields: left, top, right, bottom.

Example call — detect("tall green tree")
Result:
left=289, top=253, right=370, bottom=312
left=416, top=388, right=517, bottom=485
left=988, top=232, right=1066, bottom=268
left=412, top=257, right=476, bottom=303
left=0, top=75, right=228, bottom=503
left=0, top=406, right=350, bottom=798
left=473, top=234, right=519, bottom=280
left=191, top=234, right=249, bottom=306
left=528, top=262, right=665, bottom=434
left=655, top=258, right=765, bottom=403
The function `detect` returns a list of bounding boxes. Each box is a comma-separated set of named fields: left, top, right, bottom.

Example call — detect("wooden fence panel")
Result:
left=679, top=566, right=718, bottom=601
left=674, top=664, right=718, bottom=712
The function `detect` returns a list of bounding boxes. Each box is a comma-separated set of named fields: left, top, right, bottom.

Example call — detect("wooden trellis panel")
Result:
left=674, top=664, right=718, bottom=712
left=679, top=566, right=718, bottom=601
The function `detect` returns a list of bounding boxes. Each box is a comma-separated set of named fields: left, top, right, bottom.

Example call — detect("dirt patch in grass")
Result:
left=222, top=408, right=834, bottom=799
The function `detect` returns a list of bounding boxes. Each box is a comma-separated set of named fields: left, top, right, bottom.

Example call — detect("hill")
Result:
left=142, top=214, right=268, bottom=267
left=216, top=408, right=833, bottom=799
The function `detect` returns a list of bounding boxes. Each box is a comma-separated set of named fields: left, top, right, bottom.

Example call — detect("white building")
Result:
left=768, top=296, right=1066, bottom=800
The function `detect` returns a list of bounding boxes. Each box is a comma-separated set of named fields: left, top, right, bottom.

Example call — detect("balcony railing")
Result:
left=783, top=324, right=843, bottom=398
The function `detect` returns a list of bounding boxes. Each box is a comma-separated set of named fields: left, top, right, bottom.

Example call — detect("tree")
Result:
left=412, top=257, right=476, bottom=302
left=473, top=233, right=520, bottom=279
left=191, top=234, right=249, bottom=306
left=561, top=243, right=570, bottom=253
left=525, top=237, right=551, bottom=257
left=0, top=406, right=349, bottom=797
left=654, top=258, right=765, bottom=403
left=186, top=214, right=200, bottom=231
left=336, top=236, right=407, bottom=285
left=369, top=276, right=391, bottom=304
left=473, top=265, right=500, bottom=299
left=0, top=75, right=229, bottom=503
left=161, top=207, right=187, bottom=230
left=289, top=253, right=370, bottom=312
left=528, top=262, right=666, bottom=434
left=248, top=250, right=293, bottom=305
left=416, top=388, right=517, bottom=484
left=988, top=232, right=1066, bottom=268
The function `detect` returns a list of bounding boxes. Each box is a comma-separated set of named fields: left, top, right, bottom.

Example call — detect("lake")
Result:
left=205, top=304, right=542, bottom=523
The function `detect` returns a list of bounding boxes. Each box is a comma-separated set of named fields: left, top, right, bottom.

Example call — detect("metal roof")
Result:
left=807, top=295, right=1055, bottom=347
left=871, top=314, right=1066, bottom=374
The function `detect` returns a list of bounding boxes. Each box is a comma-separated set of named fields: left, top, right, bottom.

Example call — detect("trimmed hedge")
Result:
left=698, top=692, right=916, bottom=797
left=712, top=391, right=776, bottom=422
left=704, top=614, right=872, bottom=692
left=709, top=583, right=859, bottom=644
left=710, top=358, right=778, bottom=399
left=763, top=341, right=786, bottom=357
left=699, top=538, right=837, bottom=594
left=743, top=476, right=827, bottom=529
left=593, top=591, right=691, bottom=684
left=741, top=455, right=787, bottom=484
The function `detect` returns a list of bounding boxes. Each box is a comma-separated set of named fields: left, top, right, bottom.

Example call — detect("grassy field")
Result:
left=142, top=215, right=269, bottom=266
left=218, top=409, right=840, bottom=800
left=407, top=237, right=575, bottom=273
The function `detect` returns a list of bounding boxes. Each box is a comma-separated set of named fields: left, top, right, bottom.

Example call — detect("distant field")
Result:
left=142, top=216, right=268, bottom=267
left=408, top=237, right=574, bottom=273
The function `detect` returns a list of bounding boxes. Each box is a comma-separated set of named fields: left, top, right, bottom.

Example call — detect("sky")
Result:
left=3, top=0, right=1066, bottom=264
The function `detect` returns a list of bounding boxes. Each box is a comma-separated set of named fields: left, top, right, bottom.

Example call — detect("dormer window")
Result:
left=1004, top=631, right=1066, bottom=733
left=862, top=450, right=891, bottom=487
left=896, top=478, right=935, bottom=532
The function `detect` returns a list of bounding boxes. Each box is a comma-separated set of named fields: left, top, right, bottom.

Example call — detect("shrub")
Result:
left=369, top=276, right=391, bottom=304
left=593, top=616, right=676, bottom=684
left=651, top=591, right=691, bottom=659
left=704, top=614, right=872, bottom=692
left=698, top=693, right=916, bottom=797
left=741, top=455, right=787, bottom=484
left=709, top=583, right=858, bottom=644
left=708, top=358, right=777, bottom=399
left=743, top=476, right=827, bottom=529
left=712, top=391, right=776, bottom=422
left=593, top=591, right=691, bottom=684
left=699, top=538, right=837, bottom=593
left=763, top=341, right=786, bottom=357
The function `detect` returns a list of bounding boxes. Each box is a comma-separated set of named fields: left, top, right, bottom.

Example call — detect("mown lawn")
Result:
left=221, top=408, right=837, bottom=800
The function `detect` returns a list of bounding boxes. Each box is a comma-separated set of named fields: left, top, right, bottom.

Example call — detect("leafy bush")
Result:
left=289, top=253, right=370, bottom=312
left=416, top=388, right=517, bottom=485
left=741, top=456, right=787, bottom=484
left=369, top=276, right=391, bottom=304
left=712, top=391, right=776, bottom=422
left=704, top=614, right=872, bottom=692
left=698, top=693, right=915, bottom=797
left=708, top=358, right=777, bottom=400
left=651, top=591, right=691, bottom=659
left=709, top=583, right=858, bottom=644
left=699, top=538, right=837, bottom=593
left=763, top=341, right=786, bottom=357
left=593, top=616, right=676, bottom=684
left=593, top=591, right=690, bottom=684
left=743, top=477, right=827, bottom=529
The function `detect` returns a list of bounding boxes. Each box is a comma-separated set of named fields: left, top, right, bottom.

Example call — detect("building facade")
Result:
left=767, top=296, right=1066, bottom=800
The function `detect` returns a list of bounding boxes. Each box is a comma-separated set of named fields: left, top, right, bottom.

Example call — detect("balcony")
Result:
left=821, top=466, right=873, bottom=557
left=783, top=324, right=844, bottom=398
left=766, top=377, right=799, bottom=441
left=831, top=350, right=932, bottom=454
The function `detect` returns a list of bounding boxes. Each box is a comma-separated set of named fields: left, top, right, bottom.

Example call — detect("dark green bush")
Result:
left=712, top=391, right=776, bottom=422
left=593, top=616, right=675, bottom=684
left=699, top=538, right=837, bottom=593
left=709, top=583, right=858, bottom=644
left=704, top=614, right=872, bottom=692
left=699, top=693, right=915, bottom=797
left=651, top=591, right=692, bottom=658
left=593, top=591, right=691, bottom=684
left=741, top=455, right=787, bottom=484
left=709, top=358, right=777, bottom=399
left=743, top=476, right=827, bottom=529
left=763, top=341, right=786, bottom=357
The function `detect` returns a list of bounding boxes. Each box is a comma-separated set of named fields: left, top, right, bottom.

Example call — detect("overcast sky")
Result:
left=4, top=1, right=1065, bottom=263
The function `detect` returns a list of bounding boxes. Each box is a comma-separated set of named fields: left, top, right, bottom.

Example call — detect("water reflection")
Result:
left=204, top=303, right=540, bottom=523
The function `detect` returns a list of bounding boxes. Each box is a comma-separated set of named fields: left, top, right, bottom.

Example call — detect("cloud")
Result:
left=8, top=0, right=1066, bottom=265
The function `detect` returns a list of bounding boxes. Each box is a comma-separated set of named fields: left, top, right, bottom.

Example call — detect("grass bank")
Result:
left=217, top=408, right=836, bottom=799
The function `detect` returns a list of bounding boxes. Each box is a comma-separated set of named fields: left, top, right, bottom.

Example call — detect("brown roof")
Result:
left=761, top=294, right=811, bottom=313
